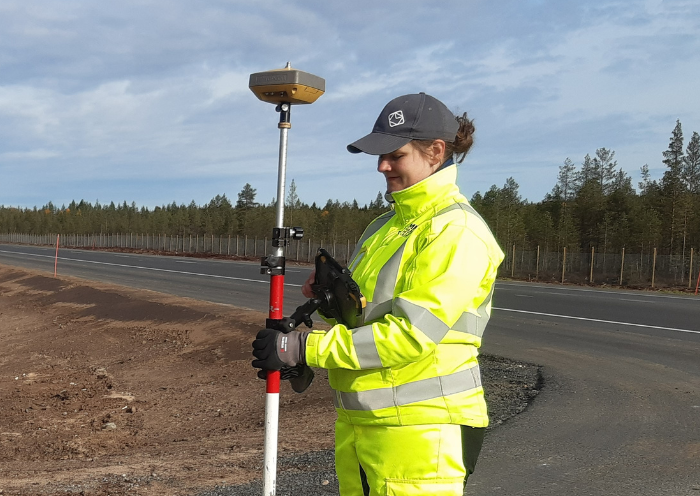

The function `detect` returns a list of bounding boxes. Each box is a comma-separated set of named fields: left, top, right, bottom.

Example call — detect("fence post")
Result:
left=619, top=247, right=625, bottom=286
left=561, top=247, right=567, bottom=284
left=651, top=247, right=657, bottom=288
left=590, top=246, right=595, bottom=284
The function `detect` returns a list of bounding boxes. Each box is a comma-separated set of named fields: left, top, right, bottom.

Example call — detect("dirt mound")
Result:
left=0, top=266, right=335, bottom=495
left=0, top=265, right=541, bottom=495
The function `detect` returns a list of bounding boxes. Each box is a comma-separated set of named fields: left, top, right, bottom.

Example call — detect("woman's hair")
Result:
left=411, top=112, right=475, bottom=164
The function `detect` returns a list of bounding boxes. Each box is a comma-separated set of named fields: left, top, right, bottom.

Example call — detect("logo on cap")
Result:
left=388, top=110, right=404, bottom=128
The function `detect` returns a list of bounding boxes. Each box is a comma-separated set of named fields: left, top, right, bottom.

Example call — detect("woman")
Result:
left=253, top=92, right=504, bottom=495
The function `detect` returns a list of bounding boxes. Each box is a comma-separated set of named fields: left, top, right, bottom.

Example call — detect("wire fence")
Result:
left=0, top=232, right=357, bottom=266
left=501, top=245, right=699, bottom=290
left=2, top=233, right=699, bottom=290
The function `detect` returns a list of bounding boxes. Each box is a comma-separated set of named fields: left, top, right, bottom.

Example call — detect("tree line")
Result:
left=1, top=120, right=699, bottom=258
left=0, top=180, right=389, bottom=245
left=471, top=120, right=700, bottom=258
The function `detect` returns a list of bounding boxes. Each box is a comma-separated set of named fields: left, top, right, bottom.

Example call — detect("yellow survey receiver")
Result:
left=248, top=64, right=325, bottom=105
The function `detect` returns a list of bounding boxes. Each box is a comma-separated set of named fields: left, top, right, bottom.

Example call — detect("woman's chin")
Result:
left=385, top=180, right=402, bottom=193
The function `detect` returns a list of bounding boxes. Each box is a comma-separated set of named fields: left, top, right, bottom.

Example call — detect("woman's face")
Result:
left=377, top=141, right=443, bottom=193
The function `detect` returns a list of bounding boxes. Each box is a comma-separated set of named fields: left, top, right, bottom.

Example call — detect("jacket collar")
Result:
left=386, top=164, right=460, bottom=224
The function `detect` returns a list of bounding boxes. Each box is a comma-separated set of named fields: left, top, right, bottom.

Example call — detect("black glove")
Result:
left=252, top=328, right=309, bottom=371
left=289, top=364, right=315, bottom=393
left=257, top=364, right=316, bottom=393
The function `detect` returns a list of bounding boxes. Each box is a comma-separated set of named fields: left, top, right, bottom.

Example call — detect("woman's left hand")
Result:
left=301, top=270, right=316, bottom=299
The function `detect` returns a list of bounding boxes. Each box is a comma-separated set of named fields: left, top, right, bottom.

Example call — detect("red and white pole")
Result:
left=262, top=103, right=291, bottom=496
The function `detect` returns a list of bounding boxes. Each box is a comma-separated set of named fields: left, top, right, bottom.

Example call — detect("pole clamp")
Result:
left=272, top=227, right=304, bottom=247
left=260, top=255, right=285, bottom=275
left=265, top=317, right=296, bottom=333
left=277, top=103, right=291, bottom=129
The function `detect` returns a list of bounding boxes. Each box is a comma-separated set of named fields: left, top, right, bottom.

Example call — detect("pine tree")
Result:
left=661, top=120, right=685, bottom=254
left=557, top=158, right=576, bottom=201
left=574, top=154, right=595, bottom=193
left=662, top=120, right=685, bottom=187
left=286, top=179, right=301, bottom=223
left=369, top=191, right=385, bottom=209
left=638, top=164, right=653, bottom=194
left=236, top=183, right=258, bottom=209
left=593, top=148, right=618, bottom=195
left=286, top=179, right=301, bottom=209
left=573, top=179, right=606, bottom=251
left=683, top=131, right=700, bottom=194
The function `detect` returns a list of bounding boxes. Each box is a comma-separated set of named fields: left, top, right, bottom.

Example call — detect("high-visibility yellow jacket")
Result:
left=305, top=165, right=504, bottom=427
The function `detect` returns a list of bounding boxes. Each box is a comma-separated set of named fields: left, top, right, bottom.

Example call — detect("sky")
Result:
left=1, top=0, right=699, bottom=210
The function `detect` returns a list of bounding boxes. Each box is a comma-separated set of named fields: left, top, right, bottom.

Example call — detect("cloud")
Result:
left=0, top=0, right=698, bottom=208
left=0, top=149, right=60, bottom=160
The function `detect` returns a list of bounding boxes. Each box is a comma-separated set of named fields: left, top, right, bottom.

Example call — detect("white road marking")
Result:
left=175, top=260, right=197, bottom=264
left=0, top=249, right=303, bottom=287
left=515, top=294, right=533, bottom=298
left=0, top=248, right=691, bottom=302
left=494, top=307, right=700, bottom=335
left=496, top=282, right=696, bottom=301
left=620, top=298, right=654, bottom=303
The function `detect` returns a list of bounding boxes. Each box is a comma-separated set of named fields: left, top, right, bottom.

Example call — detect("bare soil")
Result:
left=0, top=264, right=540, bottom=496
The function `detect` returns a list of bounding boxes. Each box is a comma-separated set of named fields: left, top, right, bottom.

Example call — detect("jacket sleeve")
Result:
left=305, top=224, right=500, bottom=370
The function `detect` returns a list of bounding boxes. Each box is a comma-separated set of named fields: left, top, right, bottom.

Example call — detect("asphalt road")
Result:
left=1, top=243, right=699, bottom=495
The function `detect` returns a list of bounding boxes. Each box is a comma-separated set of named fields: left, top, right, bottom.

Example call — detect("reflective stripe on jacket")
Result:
left=305, top=165, right=504, bottom=427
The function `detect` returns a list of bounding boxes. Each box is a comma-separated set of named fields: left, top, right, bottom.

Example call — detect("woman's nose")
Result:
left=377, top=157, right=391, bottom=172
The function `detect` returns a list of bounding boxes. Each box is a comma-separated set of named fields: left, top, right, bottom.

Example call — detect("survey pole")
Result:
left=249, top=63, right=325, bottom=496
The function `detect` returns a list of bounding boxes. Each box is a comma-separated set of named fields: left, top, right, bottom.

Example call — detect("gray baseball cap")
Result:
left=347, top=92, right=459, bottom=155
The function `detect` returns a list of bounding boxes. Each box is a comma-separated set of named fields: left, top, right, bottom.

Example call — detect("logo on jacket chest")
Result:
left=398, top=223, right=418, bottom=237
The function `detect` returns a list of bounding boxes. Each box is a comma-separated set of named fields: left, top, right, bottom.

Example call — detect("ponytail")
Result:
left=411, top=111, right=475, bottom=165
left=447, top=112, right=475, bottom=164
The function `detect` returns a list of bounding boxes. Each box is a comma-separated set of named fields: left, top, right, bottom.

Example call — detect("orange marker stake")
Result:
left=54, top=234, right=60, bottom=277
left=695, top=268, right=700, bottom=295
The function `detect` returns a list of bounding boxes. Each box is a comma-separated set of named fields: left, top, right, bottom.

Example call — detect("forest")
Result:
left=2, top=120, right=699, bottom=267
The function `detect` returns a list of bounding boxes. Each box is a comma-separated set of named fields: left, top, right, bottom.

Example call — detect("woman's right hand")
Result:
left=301, top=270, right=316, bottom=299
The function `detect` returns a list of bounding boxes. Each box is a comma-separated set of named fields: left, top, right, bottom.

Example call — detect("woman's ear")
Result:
left=430, top=140, right=447, bottom=167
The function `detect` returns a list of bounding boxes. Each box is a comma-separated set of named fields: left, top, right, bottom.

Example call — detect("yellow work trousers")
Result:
left=335, top=420, right=485, bottom=496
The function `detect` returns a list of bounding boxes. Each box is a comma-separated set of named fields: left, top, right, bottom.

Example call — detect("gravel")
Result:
left=197, top=354, right=543, bottom=496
